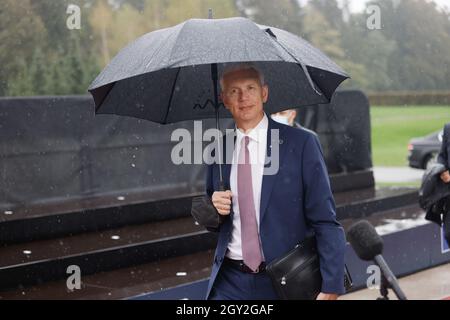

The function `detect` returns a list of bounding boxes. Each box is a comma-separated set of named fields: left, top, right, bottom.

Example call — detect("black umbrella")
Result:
left=88, top=15, right=349, bottom=187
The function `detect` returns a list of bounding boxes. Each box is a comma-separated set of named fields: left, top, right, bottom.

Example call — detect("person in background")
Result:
left=270, top=109, right=299, bottom=128
left=271, top=109, right=318, bottom=138
left=437, top=123, right=450, bottom=245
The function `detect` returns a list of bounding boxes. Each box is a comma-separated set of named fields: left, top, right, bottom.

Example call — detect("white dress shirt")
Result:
left=226, top=113, right=268, bottom=260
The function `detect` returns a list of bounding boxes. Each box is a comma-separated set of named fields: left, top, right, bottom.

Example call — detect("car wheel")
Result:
left=424, top=153, right=437, bottom=170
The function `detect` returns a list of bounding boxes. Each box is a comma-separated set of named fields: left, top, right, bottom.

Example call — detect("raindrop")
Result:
left=131, top=163, right=136, bottom=168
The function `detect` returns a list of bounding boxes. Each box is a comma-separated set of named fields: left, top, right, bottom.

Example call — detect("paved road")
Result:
left=341, top=262, right=450, bottom=300
left=373, top=166, right=424, bottom=183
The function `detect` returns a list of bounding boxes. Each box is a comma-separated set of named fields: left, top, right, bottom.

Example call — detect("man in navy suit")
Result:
left=206, top=63, right=346, bottom=300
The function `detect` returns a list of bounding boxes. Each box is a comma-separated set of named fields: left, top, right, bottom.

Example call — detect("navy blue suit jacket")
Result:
left=205, top=116, right=346, bottom=298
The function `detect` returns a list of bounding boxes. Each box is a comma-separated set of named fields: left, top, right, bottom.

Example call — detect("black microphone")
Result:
left=347, top=220, right=408, bottom=300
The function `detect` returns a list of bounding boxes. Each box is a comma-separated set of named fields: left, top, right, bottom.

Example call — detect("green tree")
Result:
left=0, top=0, right=46, bottom=95
left=30, top=1, right=71, bottom=51
left=164, top=0, right=237, bottom=26
left=90, top=0, right=115, bottom=66
left=340, top=13, right=397, bottom=91
left=2, top=0, right=102, bottom=96
left=5, top=58, right=34, bottom=97
left=369, top=0, right=450, bottom=90
left=236, top=0, right=303, bottom=35
left=302, top=4, right=367, bottom=89
left=309, top=0, right=344, bottom=30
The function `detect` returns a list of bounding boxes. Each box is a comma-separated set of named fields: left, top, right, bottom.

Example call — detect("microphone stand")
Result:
left=373, top=255, right=407, bottom=300
left=376, top=275, right=390, bottom=300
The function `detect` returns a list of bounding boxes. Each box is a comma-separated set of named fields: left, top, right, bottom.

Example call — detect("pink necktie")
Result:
left=238, top=136, right=263, bottom=271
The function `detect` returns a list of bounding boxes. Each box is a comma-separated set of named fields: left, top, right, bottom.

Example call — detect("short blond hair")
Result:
left=219, top=63, right=265, bottom=91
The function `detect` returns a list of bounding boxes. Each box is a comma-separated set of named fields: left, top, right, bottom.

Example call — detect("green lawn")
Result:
left=375, top=181, right=421, bottom=188
left=371, top=106, right=450, bottom=167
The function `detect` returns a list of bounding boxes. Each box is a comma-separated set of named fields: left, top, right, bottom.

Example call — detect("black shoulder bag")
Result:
left=266, top=236, right=353, bottom=300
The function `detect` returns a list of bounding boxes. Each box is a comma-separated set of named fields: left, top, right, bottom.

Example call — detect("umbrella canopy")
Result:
left=88, top=17, right=349, bottom=124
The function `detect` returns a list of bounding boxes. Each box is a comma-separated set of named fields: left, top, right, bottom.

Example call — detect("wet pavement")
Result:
left=0, top=201, right=429, bottom=299
left=0, top=167, right=427, bottom=300
left=0, top=250, right=214, bottom=300
left=341, top=262, right=450, bottom=300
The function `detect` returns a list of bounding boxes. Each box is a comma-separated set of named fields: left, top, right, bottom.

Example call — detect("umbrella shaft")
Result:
left=211, top=63, right=224, bottom=191
left=215, top=107, right=224, bottom=191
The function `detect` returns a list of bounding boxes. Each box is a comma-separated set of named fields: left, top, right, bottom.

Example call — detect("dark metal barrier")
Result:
left=0, top=90, right=372, bottom=211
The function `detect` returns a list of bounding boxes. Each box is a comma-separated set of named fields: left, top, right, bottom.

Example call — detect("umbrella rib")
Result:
left=163, top=67, right=181, bottom=124
left=94, top=82, right=116, bottom=113
left=266, top=33, right=323, bottom=97
left=167, top=21, right=189, bottom=67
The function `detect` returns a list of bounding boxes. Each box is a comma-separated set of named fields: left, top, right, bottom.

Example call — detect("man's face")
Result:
left=220, top=68, right=268, bottom=125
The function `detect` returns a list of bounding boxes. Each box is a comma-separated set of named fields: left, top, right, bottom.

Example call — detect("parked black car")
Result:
left=408, top=130, right=443, bottom=169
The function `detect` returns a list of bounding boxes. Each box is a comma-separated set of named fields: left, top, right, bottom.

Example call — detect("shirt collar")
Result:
left=235, top=113, right=268, bottom=144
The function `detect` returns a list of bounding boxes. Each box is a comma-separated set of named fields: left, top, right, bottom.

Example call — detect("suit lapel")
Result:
left=260, top=118, right=288, bottom=222
left=220, top=118, right=288, bottom=222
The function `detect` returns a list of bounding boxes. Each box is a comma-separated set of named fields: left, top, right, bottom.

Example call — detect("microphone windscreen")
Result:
left=347, top=220, right=383, bottom=261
